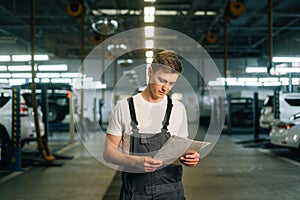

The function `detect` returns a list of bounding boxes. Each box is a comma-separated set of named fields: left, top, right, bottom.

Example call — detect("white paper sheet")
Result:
left=153, top=135, right=211, bottom=165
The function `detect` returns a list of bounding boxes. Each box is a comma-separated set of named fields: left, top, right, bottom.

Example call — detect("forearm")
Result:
left=103, top=139, right=140, bottom=167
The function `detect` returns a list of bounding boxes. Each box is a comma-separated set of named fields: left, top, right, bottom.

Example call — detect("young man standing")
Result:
left=104, top=50, right=200, bottom=200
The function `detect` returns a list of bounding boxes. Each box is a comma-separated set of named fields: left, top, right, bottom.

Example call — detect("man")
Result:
left=104, top=50, right=200, bottom=200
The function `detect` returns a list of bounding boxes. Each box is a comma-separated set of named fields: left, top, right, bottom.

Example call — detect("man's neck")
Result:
left=141, top=87, right=164, bottom=103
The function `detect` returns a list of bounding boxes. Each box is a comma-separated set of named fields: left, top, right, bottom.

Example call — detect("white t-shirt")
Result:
left=107, top=93, right=188, bottom=138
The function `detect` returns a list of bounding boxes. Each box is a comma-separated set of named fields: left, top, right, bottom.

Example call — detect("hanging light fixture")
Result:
left=92, top=18, right=118, bottom=35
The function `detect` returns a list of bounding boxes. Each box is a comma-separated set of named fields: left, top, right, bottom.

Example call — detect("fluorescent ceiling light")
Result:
left=0, top=73, right=11, bottom=78
left=245, top=67, right=267, bottom=73
left=0, top=79, right=9, bottom=83
left=38, top=64, right=68, bottom=71
left=181, top=11, right=188, bottom=15
left=8, top=65, right=32, bottom=71
left=92, top=9, right=141, bottom=16
left=11, top=73, right=32, bottom=78
left=61, top=73, right=82, bottom=78
left=145, top=50, right=153, bottom=58
left=34, top=55, right=49, bottom=61
left=272, top=57, right=300, bottom=62
left=36, top=73, right=60, bottom=78
left=206, top=11, right=216, bottom=15
left=9, top=79, right=26, bottom=85
left=292, top=78, right=300, bottom=85
left=0, top=65, right=7, bottom=71
left=117, top=59, right=133, bottom=66
left=209, top=77, right=300, bottom=87
left=226, top=81, right=245, bottom=86
left=208, top=81, right=223, bottom=86
left=12, top=54, right=49, bottom=62
left=263, top=82, right=281, bottom=86
left=144, top=15, right=155, bottom=23
left=145, top=26, right=155, bottom=38
left=144, top=0, right=156, bottom=2
left=145, top=40, right=154, bottom=48
left=40, top=78, right=50, bottom=83
left=194, top=11, right=205, bottom=15
left=51, top=78, right=72, bottom=83
left=245, top=82, right=263, bottom=86
left=146, top=58, right=153, bottom=64
left=0, top=55, right=11, bottom=62
left=194, top=11, right=216, bottom=16
left=144, top=7, right=155, bottom=23
left=155, top=10, right=177, bottom=15
left=259, top=77, right=278, bottom=82
left=279, top=77, right=289, bottom=82
left=238, top=78, right=258, bottom=82
left=272, top=67, right=300, bottom=73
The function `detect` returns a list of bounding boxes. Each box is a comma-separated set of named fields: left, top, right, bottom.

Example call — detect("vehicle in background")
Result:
left=0, top=89, right=44, bottom=146
left=21, top=83, right=72, bottom=123
left=259, top=93, right=300, bottom=129
left=270, top=112, right=300, bottom=152
left=259, top=95, right=274, bottom=129
left=225, top=97, right=262, bottom=128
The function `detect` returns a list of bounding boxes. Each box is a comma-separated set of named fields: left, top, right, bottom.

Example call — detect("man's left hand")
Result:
left=179, top=151, right=200, bottom=167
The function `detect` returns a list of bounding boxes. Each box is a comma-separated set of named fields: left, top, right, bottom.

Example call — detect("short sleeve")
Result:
left=106, top=101, right=124, bottom=137
left=177, top=103, right=188, bottom=138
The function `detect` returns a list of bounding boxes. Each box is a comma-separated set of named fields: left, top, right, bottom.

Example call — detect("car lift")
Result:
left=0, top=86, right=23, bottom=170
left=235, top=91, right=280, bottom=148
left=0, top=86, right=74, bottom=171
left=23, top=84, right=74, bottom=167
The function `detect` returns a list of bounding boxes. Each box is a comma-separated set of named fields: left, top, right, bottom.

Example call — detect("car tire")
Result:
left=48, top=105, right=60, bottom=123
left=57, top=113, right=66, bottom=122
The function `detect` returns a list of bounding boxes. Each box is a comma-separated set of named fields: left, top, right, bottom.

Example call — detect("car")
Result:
left=0, top=89, right=45, bottom=146
left=270, top=112, right=300, bottom=152
left=21, top=83, right=72, bottom=123
left=259, top=92, right=300, bottom=129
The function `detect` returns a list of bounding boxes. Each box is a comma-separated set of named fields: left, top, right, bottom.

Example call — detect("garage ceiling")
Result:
left=0, top=0, right=300, bottom=60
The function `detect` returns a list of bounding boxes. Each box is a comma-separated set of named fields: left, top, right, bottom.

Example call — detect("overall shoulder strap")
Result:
left=127, top=97, right=139, bottom=133
left=162, top=96, right=173, bottom=132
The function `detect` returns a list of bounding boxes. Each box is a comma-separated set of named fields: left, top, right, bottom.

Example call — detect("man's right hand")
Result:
left=137, top=156, right=163, bottom=172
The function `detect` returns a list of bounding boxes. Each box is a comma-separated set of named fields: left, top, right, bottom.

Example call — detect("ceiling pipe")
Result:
left=223, top=9, right=228, bottom=85
left=80, top=10, right=85, bottom=121
left=267, top=0, right=273, bottom=75
left=251, top=18, right=300, bottom=48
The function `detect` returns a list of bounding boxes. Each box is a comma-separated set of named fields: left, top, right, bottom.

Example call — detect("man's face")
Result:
left=148, top=68, right=179, bottom=99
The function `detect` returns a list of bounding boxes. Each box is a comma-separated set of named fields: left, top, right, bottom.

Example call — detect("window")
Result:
left=285, top=99, right=300, bottom=106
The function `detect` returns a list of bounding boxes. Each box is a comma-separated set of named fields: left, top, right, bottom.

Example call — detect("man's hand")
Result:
left=137, top=156, right=163, bottom=172
left=179, top=151, right=200, bottom=167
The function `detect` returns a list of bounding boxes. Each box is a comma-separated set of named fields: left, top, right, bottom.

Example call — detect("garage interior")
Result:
left=0, top=0, right=300, bottom=200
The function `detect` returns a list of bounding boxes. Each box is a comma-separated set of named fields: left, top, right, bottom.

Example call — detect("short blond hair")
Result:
left=151, top=50, right=183, bottom=74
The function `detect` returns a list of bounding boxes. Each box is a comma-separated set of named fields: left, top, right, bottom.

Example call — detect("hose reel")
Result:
left=228, top=0, right=245, bottom=18
left=205, top=32, right=218, bottom=44
left=92, top=34, right=105, bottom=45
left=67, top=0, right=85, bottom=17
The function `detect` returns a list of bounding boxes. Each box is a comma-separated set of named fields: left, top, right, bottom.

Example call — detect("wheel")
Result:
left=57, top=113, right=66, bottom=122
left=48, top=105, right=60, bottom=123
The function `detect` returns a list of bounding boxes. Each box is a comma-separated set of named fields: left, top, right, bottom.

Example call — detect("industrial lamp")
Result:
left=92, top=19, right=118, bottom=35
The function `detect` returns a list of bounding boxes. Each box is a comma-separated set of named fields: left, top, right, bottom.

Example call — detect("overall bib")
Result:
left=120, top=97, right=185, bottom=200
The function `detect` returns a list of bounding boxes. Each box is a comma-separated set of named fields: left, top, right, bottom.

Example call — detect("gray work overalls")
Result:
left=120, top=96, right=185, bottom=200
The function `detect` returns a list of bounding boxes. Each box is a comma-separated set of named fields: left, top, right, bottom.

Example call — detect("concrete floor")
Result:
left=0, top=131, right=300, bottom=200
